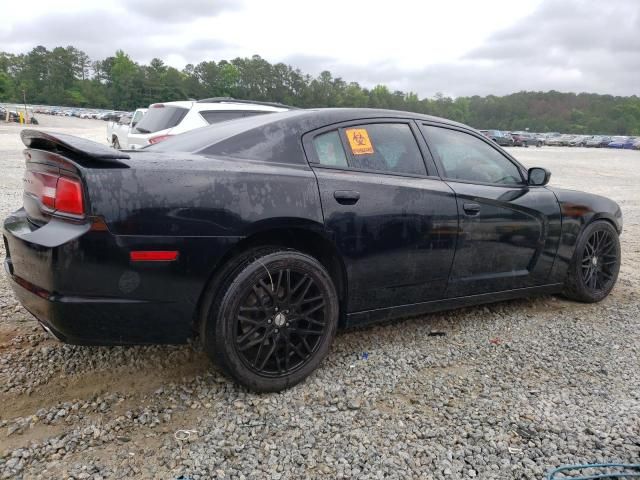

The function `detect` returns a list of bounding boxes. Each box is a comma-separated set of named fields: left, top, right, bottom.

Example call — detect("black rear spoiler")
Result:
left=21, top=129, right=131, bottom=165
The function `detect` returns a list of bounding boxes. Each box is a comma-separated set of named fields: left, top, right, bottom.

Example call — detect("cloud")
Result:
left=456, top=0, right=640, bottom=95
left=260, top=0, right=640, bottom=97
left=0, top=0, right=638, bottom=97
left=0, top=8, right=236, bottom=66
left=127, top=0, right=241, bottom=23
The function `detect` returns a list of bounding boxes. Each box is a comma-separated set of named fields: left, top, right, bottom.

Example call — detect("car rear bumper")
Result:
left=2, top=209, right=200, bottom=345
left=4, top=261, right=190, bottom=345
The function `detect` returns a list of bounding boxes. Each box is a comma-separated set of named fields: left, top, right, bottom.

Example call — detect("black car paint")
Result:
left=2, top=109, right=623, bottom=345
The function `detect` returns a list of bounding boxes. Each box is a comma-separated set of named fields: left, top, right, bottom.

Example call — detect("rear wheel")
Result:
left=563, top=221, right=621, bottom=303
left=205, top=249, right=339, bottom=392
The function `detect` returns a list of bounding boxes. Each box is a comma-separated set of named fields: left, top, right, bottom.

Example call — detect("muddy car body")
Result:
left=3, top=109, right=623, bottom=391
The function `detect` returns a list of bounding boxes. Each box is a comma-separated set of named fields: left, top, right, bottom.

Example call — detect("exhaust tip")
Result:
left=39, top=322, right=63, bottom=342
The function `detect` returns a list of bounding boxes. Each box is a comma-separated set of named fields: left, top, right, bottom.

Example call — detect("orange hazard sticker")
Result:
left=345, top=128, right=374, bottom=155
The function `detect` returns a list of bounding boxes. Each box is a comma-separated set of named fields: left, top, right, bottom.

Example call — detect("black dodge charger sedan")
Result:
left=3, top=109, right=622, bottom=391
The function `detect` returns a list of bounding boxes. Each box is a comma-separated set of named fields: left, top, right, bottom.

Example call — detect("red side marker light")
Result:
left=130, top=251, right=179, bottom=262
left=148, top=134, right=172, bottom=144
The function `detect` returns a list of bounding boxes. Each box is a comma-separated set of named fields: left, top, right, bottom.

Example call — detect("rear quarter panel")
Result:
left=84, top=153, right=323, bottom=237
left=80, top=152, right=324, bottom=312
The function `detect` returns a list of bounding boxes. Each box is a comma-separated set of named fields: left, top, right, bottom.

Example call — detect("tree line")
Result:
left=1, top=45, right=639, bottom=134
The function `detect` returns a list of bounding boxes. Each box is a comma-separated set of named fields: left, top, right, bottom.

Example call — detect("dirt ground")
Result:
left=0, top=116, right=638, bottom=479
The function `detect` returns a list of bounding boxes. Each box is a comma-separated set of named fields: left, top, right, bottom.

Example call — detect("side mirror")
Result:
left=131, top=121, right=138, bottom=128
left=528, top=167, right=551, bottom=186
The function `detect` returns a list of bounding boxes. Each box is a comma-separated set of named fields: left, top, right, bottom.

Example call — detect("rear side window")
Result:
left=313, top=131, right=348, bottom=167
left=344, top=124, right=426, bottom=176
left=200, top=110, right=268, bottom=125
left=134, top=106, right=188, bottom=133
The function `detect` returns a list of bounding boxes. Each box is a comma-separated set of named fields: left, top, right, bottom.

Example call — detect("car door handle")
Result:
left=334, top=190, right=360, bottom=205
left=463, top=202, right=481, bottom=215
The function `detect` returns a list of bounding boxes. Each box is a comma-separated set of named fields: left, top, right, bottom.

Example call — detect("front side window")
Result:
left=423, top=125, right=523, bottom=185
left=132, top=110, right=145, bottom=125
left=343, top=123, right=426, bottom=176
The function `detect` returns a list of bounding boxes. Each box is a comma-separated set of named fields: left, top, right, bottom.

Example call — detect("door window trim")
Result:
left=302, top=118, right=440, bottom=179
left=419, top=121, right=528, bottom=187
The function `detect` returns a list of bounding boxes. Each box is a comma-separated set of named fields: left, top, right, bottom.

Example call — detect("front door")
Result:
left=420, top=123, right=562, bottom=297
left=304, top=120, right=459, bottom=313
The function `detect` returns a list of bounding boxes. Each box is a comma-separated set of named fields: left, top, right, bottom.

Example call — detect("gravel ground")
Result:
left=0, top=116, right=638, bottom=479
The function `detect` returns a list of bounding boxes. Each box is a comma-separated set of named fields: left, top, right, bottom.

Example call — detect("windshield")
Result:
left=134, top=105, right=188, bottom=134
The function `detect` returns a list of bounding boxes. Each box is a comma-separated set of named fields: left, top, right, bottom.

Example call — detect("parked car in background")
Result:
left=569, top=135, right=593, bottom=147
left=585, top=136, right=608, bottom=147
left=632, top=138, right=640, bottom=150
left=126, top=98, right=292, bottom=149
left=534, top=133, right=547, bottom=145
left=107, top=108, right=148, bottom=149
left=101, top=111, right=125, bottom=122
left=511, top=131, right=542, bottom=147
left=546, top=134, right=574, bottom=146
left=479, top=129, right=514, bottom=146
left=607, top=136, right=633, bottom=149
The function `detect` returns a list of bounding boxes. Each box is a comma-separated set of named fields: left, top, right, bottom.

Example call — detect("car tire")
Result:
left=562, top=220, right=621, bottom=303
left=204, top=248, right=339, bottom=392
left=112, top=137, right=121, bottom=149
left=536, top=141, right=542, bottom=148
left=523, top=141, right=528, bottom=148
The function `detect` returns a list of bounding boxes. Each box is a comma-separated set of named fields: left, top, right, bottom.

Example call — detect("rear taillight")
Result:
left=24, top=171, right=84, bottom=216
left=149, top=134, right=172, bottom=144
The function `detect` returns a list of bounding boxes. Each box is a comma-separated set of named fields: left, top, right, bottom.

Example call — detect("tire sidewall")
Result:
left=212, top=251, right=338, bottom=392
left=568, top=220, right=621, bottom=302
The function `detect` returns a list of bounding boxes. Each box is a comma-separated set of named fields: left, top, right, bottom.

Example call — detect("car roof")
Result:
left=151, top=100, right=290, bottom=112
left=255, top=107, right=471, bottom=130
left=146, top=107, right=476, bottom=165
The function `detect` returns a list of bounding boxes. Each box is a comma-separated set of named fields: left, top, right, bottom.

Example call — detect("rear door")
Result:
left=304, top=120, right=458, bottom=313
left=420, top=123, right=562, bottom=297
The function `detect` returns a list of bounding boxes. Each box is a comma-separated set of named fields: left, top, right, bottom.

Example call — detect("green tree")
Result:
left=1, top=45, right=639, bottom=135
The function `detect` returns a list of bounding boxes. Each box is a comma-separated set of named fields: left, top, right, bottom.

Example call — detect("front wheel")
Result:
left=205, top=249, right=339, bottom=392
left=112, top=137, right=121, bottom=149
left=563, top=221, right=621, bottom=303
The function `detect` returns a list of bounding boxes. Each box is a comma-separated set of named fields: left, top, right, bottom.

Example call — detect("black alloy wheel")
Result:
left=563, top=221, right=621, bottom=303
left=580, top=229, right=617, bottom=293
left=233, top=267, right=329, bottom=376
left=206, top=249, right=338, bottom=392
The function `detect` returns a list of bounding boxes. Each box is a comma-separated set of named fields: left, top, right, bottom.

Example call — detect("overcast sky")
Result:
left=1, top=0, right=638, bottom=97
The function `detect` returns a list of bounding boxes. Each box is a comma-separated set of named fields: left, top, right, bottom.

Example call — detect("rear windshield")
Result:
left=134, top=105, right=188, bottom=134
